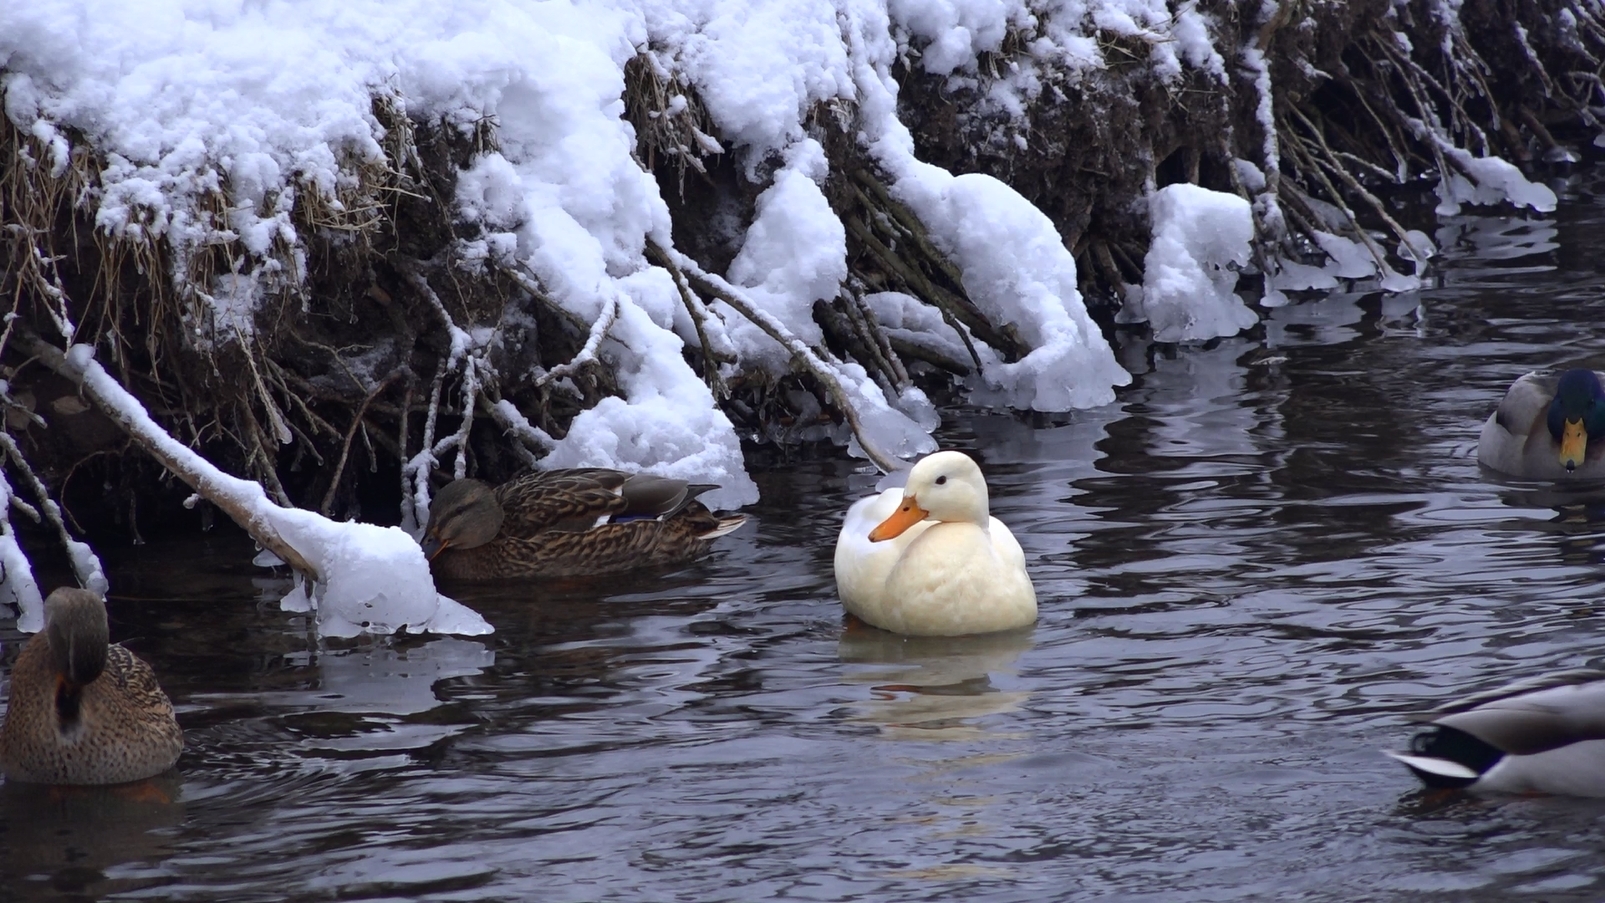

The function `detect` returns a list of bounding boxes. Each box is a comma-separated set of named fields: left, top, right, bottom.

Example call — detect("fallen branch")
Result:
left=18, top=328, right=321, bottom=580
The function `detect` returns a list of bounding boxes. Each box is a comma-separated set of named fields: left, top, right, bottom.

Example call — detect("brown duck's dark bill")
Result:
left=1561, top=418, right=1588, bottom=471
left=421, top=535, right=446, bottom=560
left=868, top=499, right=928, bottom=542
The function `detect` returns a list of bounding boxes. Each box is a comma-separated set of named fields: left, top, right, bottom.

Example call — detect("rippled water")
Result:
left=10, top=181, right=1605, bottom=901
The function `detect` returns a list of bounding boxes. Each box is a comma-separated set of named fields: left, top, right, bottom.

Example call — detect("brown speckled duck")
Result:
left=422, top=468, right=748, bottom=580
left=0, top=588, right=183, bottom=785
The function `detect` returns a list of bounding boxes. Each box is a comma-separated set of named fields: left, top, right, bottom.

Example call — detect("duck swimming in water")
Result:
left=833, top=451, right=1036, bottom=637
left=0, top=588, right=183, bottom=785
left=1478, top=368, right=1605, bottom=479
left=1386, top=668, right=1605, bottom=797
left=422, top=468, right=747, bottom=580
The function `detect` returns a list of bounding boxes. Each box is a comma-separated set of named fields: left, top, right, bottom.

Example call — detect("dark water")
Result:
left=9, top=184, right=1605, bottom=901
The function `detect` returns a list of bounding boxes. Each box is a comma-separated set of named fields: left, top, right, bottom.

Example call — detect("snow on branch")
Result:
left=19, top=329, right=490, bottom=638
left=0, top=430, right=107, bottom=603
left=661, top=242, right=904, bottom=473
left=0, top=469, right=45, bottom=632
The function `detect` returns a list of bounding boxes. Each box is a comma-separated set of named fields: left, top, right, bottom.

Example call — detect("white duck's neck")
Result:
left=925, top=485, right=990, bottom=528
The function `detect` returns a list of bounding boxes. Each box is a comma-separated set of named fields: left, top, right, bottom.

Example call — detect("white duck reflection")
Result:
left=838, top=628, right=1035, bottom=741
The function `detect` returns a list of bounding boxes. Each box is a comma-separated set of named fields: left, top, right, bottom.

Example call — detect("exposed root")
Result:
left=662, top=242, right=901, bottom=473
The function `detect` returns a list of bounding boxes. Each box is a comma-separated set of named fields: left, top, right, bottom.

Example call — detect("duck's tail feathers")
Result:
left=701, top=514, right=748, bottom=540
left=1383, top=750, right=1482, bottom=788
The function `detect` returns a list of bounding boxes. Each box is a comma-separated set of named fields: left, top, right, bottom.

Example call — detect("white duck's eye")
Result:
left=935, top=475, right=947, bottom=485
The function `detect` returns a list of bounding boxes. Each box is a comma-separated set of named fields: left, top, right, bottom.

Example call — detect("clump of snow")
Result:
left=709, top=137, right=939, bottom=465
left=826, top=6, right=1132, bottom=409
left=890, top=0, right=1013, bottom=76
left=541, top=292, right=759, bottom=510
left=273, top=509, right=488, bottom=639
left=194, top=273, right=262, bottom=344
left=65, top=344, right=490, bottom=638
left=867, top=149, right=1131, bottom=408
left=1122, top=183, right=1257, bottom=344
left=724, top=140, right=840, bottom=368
left=889, top=0, right=1224, bottom=109
left=1434, top=147, right=1558, bottom=216
left=1261, top=225, right=1438, bottom=307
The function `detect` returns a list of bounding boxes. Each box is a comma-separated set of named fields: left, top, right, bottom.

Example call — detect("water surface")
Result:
left=8, top=179, right=1605, bottom=900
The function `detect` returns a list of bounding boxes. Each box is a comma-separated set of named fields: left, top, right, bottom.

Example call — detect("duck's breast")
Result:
left=835, top=489, right=930, bottom=621
left=881, top=522, right=1036, bottom=636
left=1476, top=739, right=1605, bottom=797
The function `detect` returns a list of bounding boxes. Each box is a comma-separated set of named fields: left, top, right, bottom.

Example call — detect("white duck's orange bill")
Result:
left=868, top=499, right=928, bottom=541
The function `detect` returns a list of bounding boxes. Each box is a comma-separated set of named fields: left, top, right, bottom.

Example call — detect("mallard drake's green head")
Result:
left=46, top=588, right=110, bottom=687
left=422, top=479, right=504, bottom=559
left=1546, top=369, right=1605, bottom=471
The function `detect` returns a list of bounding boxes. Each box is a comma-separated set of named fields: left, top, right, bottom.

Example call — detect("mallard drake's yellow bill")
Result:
left=1561, top=418, right=1588, bottom=471
left=868, top=499, right=928, bottom=542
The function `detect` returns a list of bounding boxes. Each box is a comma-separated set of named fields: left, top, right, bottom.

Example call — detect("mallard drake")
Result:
left=1478, top=368, right=1605, bottom=479
left=0, top=588, right=183, bottom=785
left=1386, top=668, right=1605, bottom=796
left=422, top=468, right=747, bottom=580
left=833, top=450, right=1036, bottom=637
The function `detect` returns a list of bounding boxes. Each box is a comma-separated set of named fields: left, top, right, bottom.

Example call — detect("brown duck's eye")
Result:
left=935, top=475, right=947, bottom=485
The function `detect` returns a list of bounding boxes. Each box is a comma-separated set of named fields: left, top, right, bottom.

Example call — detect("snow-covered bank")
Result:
left=0, top=0, right=1585, bottom=632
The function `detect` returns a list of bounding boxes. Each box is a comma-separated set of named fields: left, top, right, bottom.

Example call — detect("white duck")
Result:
left=1386, top=669, right=1605, bottom=797
left=833, top=450, right=1037, bottom=637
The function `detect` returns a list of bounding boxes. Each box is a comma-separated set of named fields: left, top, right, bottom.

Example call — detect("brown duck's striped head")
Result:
left=44, top=588, right=109, bottom=687
left=422, top=478, right=505, bottom=559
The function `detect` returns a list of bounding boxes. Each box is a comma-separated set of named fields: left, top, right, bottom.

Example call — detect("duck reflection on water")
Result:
left=838, top=627, right=1036, bottom=741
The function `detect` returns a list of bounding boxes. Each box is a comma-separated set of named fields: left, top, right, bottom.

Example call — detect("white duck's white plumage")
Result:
left=833, top=451, right=1036, bottom=637
left=1386, top=668, right=1605, bottom=797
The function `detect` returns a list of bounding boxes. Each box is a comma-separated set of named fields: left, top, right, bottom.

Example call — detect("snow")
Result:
left=196, top=273, right=262, bottom=344
left=860, top=126, right=1131, bottom=406
left=1122, top=184, right=1257, bottom=344
left=1434, top=147, right=1558, bottom=215
left=725, top=140, right=841, bottom=367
